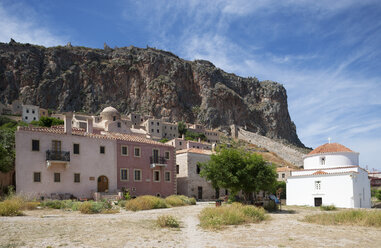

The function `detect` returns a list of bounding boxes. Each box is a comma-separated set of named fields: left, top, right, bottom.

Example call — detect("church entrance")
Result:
left=314, top=197, right=322, bottom=207
left=97, top=176, right=109, bottom=192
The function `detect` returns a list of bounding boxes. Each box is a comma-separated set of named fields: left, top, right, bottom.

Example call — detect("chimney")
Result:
left=198, top=138, right=201, bottom=143
left=64, top=112, right=73, bottom=135
left=182, top=134, right=185, bottom=140
left=87, top=117, right=93, bottom=134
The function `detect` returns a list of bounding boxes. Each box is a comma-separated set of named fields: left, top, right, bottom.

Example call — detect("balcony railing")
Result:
left=150, top=156, right=167, bottom=168
left=46, top=150, right=70, bottom=162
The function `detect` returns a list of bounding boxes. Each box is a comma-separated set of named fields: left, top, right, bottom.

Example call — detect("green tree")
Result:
left=159, top=138, right=169, bottom=143
left=0, top=128, right=15, bottom=173
left=178, top=121, right=187, bottom=137
left=185, top=130, right=207, bottom=142
left=31, top=117, right=64, bottom=127
left=199, top=147, right=277, bottom=201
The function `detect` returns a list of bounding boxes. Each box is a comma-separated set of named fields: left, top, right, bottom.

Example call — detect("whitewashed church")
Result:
left=286, top=142, right=371, bottom=208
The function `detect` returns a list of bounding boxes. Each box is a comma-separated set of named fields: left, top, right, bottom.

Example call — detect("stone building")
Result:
left=166, top=138, right=212, bottom=151
left=176, top=148, right=227, bottom=200
left=22, top=105, right=40, bottom=123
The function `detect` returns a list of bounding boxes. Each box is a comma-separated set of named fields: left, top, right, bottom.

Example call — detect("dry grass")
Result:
left=303, top=209, right=381, bottom=228
left=125, top=195, right=169, bottom=211
left=0, top=197, right=24, bottom=216
left=156, top=215, right=180, bottom=228
left=199, top=203, right=267, bottom=229
left=165, top=195, right=196, bottom=207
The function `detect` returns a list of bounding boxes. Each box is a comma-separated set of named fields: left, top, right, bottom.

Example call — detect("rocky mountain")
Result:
left=0, top=40, right=304, bottom=147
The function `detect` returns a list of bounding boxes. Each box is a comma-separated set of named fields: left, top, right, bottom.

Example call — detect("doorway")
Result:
left=198, top=186, right=203, bottom=200
left=314, top=197, right=322, bottom=207
left=97, top=176, right=109, bottom=192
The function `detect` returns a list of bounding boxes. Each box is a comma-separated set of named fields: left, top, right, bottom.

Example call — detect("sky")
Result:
left=1, top=0, right=380, bottom=170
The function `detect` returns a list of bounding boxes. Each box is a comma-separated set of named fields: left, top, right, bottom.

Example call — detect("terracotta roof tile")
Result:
left=291, top=171, right=358, bottom=177
left=18, top=126, right=172, bottom=146
left=276, top=167, right=295, bottom=172
left=312, top=170, right=328, bottom=175
left=308, top=143, right=354, bottom=155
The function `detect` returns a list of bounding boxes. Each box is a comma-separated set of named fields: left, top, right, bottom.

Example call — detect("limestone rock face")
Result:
left=0, top=41, right=304, bottom=147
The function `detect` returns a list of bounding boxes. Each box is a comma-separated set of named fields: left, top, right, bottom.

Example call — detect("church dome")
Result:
left=101, top=106, right=119, bottom=114
left=100, top=106, right=120, bottom=121
left=308, top=143, right=354, bottom=155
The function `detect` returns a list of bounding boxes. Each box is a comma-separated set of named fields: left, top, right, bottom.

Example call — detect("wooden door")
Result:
left=198, top=186, right=203, bottom=200
left=314, top=197, right=322, bottom=207
left=97, top=176, right=109, bottom=192
left=52, top=140, right=61, bottom=152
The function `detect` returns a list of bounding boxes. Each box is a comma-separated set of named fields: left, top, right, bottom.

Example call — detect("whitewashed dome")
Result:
left=100, top=106, right=120, bottom=121
left=303, top=143, right=359, bottom=170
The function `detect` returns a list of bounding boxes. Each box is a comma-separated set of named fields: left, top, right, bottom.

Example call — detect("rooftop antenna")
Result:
left=328, top=137, right=331, bottom=144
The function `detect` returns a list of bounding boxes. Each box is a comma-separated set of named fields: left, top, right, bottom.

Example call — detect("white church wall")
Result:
left=304, top=152, right=359, bottom=170
left=352, top=169, right=372, bottom=208
left=287, top=174, right=355, bottom=208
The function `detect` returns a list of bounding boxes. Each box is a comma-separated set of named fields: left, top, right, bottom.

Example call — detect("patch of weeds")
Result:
left=125, top=195, right=169, bottom=211
left=156, top=215, right=180, bottom=228
left=320, top=205, right=337, bottom=211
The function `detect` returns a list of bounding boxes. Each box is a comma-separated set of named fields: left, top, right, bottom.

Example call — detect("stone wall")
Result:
left=238, top=129, right=306, bottom=167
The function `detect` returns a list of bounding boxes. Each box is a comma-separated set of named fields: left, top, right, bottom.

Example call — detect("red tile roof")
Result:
left=18, top=126, right=171, bottom=146
left=312, top=170, right=328, bottom=175
left=308, top=143, right=354, bottom=155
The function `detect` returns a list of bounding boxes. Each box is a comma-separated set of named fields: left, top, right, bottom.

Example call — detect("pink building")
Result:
left=113, top=133, right=176, bottom=197
left=15, top=113, right=176, bottom=199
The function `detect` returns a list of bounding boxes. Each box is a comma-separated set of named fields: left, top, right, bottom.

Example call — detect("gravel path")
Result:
left=0, top=204, right=380, bottom=247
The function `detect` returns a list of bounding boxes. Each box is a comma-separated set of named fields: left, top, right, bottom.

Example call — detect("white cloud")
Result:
left=0, top=3, right=66, bottom=47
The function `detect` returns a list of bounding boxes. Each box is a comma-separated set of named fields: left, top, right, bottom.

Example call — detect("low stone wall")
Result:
left=238, top=129, right=305, bottom=167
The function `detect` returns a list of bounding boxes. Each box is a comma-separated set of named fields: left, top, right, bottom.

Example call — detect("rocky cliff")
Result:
left=0, top=40, right=304, bottom=147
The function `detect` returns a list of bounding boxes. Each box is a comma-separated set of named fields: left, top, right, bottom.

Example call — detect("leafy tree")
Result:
left=31, top=117, right=64, bottom=127
left=185, top=130, right=207, bottom=142
left=178, top=121, right=187, bottom=137
left=272, top=181, right=286, bottom=199
left=199, top=147, right=277, bottom=202
left=0, top=128, right=15, bottom=173
left=159, top=138, right=169, bottom=143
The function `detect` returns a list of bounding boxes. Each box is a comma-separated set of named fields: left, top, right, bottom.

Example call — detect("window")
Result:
left=151, top=129, right=154, bottom=132
left=164, top=151, right=170, bottom=160
left=157, top=122, right=159, bottom=126
left=33, top=117, right=36, bottom=120
left=25, top=116, right=28, bottom=120
left=100, top=146, right=105, bottom=154
left=32, top=110, right=35, bottom=114
left=179, top=141, right=182, bottom=145
left=165, top=171, right=171, bottom=182
left=134, top=169, right=142, bottom=181
left=117, top=122, right=121, bottom=128
left=320, top=156, right=326, bottom=165
left=152, top=149, right=159, bottom=163
left=196, top=164, right=201, bottom=174
left=26, top=109, right=29, bottom=113
left=134, top=147, right=141, bottom=157
left=157, top=129, right=159, bottom=133
left=176, top=165, right=179, bottom=174
left=120, top=168, right=129, bottom=181
left=282, top=173, right=285, bottom=178
left=73, top=143, right=80, bottom=154
left=151, top=121, right=154, bottom=125
left=32, top=140, right=40, bottom=151
left=33, top=172, right=41, bottom=182
left=153, top=170, right=160, bottom=182
left=74, top=173, right=80, bottom=183
left=121, top=146, right=128, bottom=156
left=315, top=181, right=321, bottom=190
left=113, top=116, right=116, bottom=121
left=54, top=173, right=61, bottom=182
left=52, top=140, right=61, bottom=152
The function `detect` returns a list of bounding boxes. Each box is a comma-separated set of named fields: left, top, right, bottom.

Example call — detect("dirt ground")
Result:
left=1, top=202, right=380, bottom=248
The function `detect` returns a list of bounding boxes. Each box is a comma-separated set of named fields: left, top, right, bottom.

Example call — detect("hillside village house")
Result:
left=166, top=137, right=212, bottom=151
left=287, top=143, right=371, bottom=208
left=176, top=148, right=227, bottom=200
left=276, top=167, right=294, bottom=181
left=22, top=105, right=40, bottom=123
left=15, top=112, right=176, bottom=199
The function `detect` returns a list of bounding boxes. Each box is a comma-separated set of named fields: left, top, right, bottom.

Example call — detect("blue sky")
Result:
left=1, top=0, right=380, bottom=170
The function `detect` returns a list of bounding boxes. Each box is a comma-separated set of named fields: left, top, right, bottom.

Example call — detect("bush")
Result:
left=118, top=200, right=127, bottom=208
left=264, top=200, right=279, bottom=212
left=303, top=210, right=381, bottom=227
left=125, top=195, right=169, bottom=211
left=22, top=201, right=40, bottom=210
left=157, top=215, right=180, bottom=228
left=199, top=202, right=266, bottom=229
left=320, top=205, right=337, bottom=211
left=165, top=195, right=196, bottom=207
left=79, top=201, right=107, bottom=214
left=376, top=190, right=381, bottom=201
left=40, top=200, right=64, bottom=209
left=0, top=197, right=23, bottom=216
